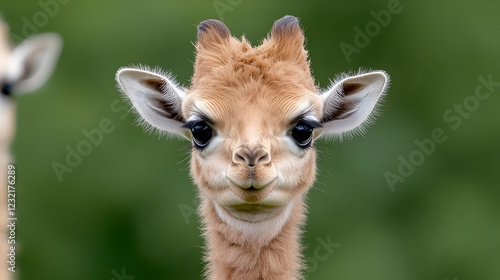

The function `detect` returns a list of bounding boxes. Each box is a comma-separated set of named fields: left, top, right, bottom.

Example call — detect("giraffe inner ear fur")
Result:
left=116, top=67, right=188, bottom=138
left=319, top=71, right=390, bottom=137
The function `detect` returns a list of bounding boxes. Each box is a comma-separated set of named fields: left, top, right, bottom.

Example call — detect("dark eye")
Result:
left=1, top=83, right=12, bottom=96
left=292, top=122, right=314, bottom=147
left=191, top=122, right=212, bottom=148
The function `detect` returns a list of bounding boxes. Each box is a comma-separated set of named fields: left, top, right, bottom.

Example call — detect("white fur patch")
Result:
left=214, top=200, right=294, bottom=244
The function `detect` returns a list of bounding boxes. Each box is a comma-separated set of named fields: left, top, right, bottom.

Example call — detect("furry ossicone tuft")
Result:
left=271, top=15, right=302, bottom=39
left=268, top=15, right=307, bottom=65
left=197, top=19, right=231, bottom=49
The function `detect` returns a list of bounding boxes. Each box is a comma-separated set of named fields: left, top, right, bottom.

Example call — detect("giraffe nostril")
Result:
left=257, top=153, right=269, bottom=164
left=235, top=153, right=248, bottom=164
left=233, top=147, right=271, bottom=167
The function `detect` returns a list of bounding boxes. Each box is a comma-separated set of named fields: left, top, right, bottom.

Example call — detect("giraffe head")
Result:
left=117, top=16, right=389, bottom=222
left=0, top=15, right=62, bottom=149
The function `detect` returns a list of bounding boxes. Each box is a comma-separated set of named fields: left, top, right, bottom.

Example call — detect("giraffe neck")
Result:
left=201, top=196, right=306, bottom=280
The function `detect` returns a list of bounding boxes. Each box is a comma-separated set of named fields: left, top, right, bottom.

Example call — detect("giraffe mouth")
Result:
left=227, top=178, right=277, bottom=203
left=215, top=200, right=291, bottom=224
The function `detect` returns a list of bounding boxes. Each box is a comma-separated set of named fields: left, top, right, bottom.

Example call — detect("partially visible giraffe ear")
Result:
left=116, top=67, right=188, bottom=137
left=318, top=71, right=390, bottom=137
left=4, top=33, right=62, bottom=94
left=270, top=15, right=306, bottom=62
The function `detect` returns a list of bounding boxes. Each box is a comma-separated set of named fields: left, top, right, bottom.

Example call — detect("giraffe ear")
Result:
left=4, top=33, right=62, bottom=94
left=318, top=71, right=390, bottom=137
left=116, top=67, right=188, bottom=138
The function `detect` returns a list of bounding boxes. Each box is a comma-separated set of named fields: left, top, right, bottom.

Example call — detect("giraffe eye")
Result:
left=292, top=121, right=314, bottom=147
left=1, top=83, right=12, bottom=96
left=191, top=122, right=212, bottom=148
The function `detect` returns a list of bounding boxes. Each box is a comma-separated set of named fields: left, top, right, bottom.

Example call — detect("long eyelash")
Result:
left=290, top=112, right=323, bottom=129
left=300, top=119, right=322, bottom=129
left=182, top=114, right=214, bottom=130
left=182, top=121, right=200, bottom=129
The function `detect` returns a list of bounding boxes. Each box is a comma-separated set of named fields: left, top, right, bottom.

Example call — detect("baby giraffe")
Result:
left=0, top=15, right=61, bottom=279
left=116, top=16, right=389, bottom=279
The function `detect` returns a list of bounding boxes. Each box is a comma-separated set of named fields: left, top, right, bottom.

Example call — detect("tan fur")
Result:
left=201, top=197, right=307, bottom=280
left=0, top=16, right=10, bottom=67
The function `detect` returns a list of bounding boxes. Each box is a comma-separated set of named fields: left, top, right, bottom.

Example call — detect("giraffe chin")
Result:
left=227, top=179, right=277, bottom=203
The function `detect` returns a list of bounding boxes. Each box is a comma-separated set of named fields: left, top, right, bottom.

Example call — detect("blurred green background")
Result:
left=2, top=0, right=500, bottom=279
